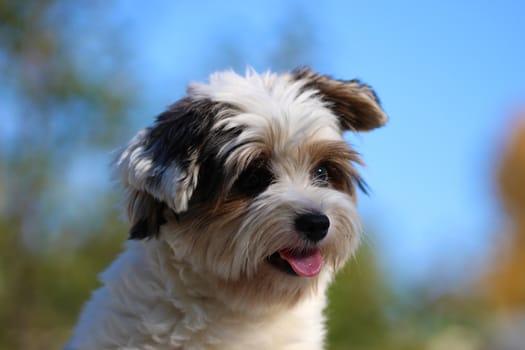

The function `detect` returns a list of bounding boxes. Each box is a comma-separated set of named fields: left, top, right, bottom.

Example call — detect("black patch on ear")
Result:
left=291, top=67, right=388, bottom=132
left=150, top=99, right=218, bottom=165
left=126, top=190, right=167, bottom=240
left=141, top=98, right=220, bottom=189
left=123, top=97, right=245, bottom=239
left=188, top=125, right=244, bottom=206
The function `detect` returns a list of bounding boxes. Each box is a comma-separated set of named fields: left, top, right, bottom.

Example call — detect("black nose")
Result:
left=294, top=213, right=330, bottom=243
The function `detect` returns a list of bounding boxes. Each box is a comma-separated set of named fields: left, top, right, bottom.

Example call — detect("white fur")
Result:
left=67, top=237, right=330, bottom=350
left=193, top=68, right=341, bottom=146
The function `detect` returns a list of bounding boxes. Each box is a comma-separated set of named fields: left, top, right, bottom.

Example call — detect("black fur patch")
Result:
left=189, top=124, right=244, bottom=206
left=128, top=193, right=167, bottom=240
left=144, top=98, right=220, bottom=186
left=127, top=98, right=243, bottom=239
left=233, top=159, right=274, bottom=197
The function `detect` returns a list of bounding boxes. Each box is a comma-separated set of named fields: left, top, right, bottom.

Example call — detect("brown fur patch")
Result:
left=292, top=67, right=388, bottom=131
left=300, top=140, right=363, bottom=196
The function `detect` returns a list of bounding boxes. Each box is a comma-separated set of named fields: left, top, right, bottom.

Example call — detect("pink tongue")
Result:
left=278, top=249, right=323, bottom=277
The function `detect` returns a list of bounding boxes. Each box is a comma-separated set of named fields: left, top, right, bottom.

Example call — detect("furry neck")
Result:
left=73, top=237, right=328, bottom=349
left=102, top=239, right=324, bottom=348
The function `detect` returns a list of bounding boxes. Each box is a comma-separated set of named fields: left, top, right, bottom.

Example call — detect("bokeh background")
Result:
left=1, top=1, right=525, bottom=349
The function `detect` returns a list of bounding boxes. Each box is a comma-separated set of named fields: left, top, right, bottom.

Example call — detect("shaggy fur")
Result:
left=66, top=67, right=387, bottom=350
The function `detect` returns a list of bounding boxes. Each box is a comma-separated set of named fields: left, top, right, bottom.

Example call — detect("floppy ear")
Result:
left=114, top=98, right=218, bottom=239
left=292, top=67, right=388, bottom=131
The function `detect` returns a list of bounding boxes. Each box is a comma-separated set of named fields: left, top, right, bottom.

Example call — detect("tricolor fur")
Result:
left=67, top=67, right=387, bottom=350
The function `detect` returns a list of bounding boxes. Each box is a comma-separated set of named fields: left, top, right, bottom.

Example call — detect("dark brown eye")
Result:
left=235, top=165, right=273, bottom=196
left=313, top=165, right=329, bottom=186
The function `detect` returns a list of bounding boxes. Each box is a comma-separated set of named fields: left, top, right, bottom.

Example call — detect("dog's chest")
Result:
left=195, top=305, right=326, bottom=350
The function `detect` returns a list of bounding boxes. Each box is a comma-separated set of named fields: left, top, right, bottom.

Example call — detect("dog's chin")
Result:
left=215, top=261, right=324, bottom=314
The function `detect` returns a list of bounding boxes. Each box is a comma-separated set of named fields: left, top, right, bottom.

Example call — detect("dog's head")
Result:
left=115, top=67, right=387, bottom=309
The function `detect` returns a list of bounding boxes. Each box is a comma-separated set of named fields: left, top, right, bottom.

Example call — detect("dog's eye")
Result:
left=313, top=165, right=329, bottom=186
left=235, top=166, right=273, bottom=196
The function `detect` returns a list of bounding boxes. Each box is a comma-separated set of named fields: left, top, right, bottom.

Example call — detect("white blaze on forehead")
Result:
left=189, top=69, right=343, bottom=148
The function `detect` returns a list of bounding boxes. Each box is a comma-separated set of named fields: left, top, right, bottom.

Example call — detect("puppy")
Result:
left=66, top=67, right=387, bottom=350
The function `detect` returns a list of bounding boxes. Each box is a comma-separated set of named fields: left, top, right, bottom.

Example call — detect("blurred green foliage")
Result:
left=0, top=1, right=134, bottom=348
left=326, top=246, right=489, bottom=350
left=0, top=217, right=125, bottom=349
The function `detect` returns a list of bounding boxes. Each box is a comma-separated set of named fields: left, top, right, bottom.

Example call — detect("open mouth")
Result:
left=267, top=248, right=323, bottom=277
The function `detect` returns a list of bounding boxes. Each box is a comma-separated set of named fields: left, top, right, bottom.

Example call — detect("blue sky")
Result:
left=4, top=0, right=523, bottom=290
left=103, top=0, right=525, bottom=288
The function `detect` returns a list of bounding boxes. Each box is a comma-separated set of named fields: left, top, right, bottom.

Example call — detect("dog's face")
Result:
left=115, top=68, right=387, bottom=310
